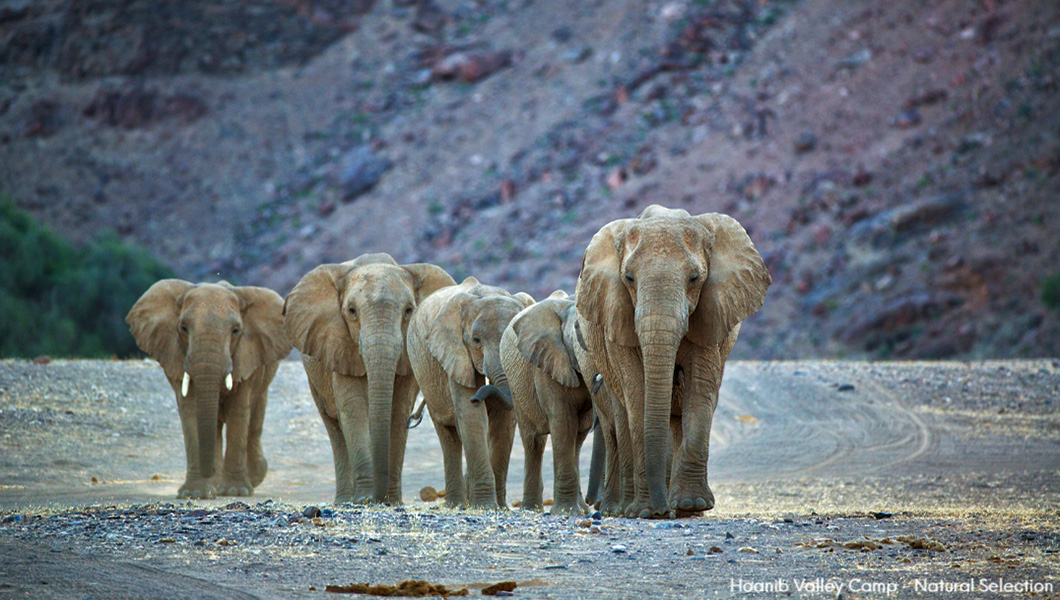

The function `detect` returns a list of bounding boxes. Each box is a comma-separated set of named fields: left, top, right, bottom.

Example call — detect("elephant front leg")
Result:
left=450, top=380, right=498, bottom=508
left=175, top=392, right=217, bottom=499
left=668, top=355, right=720, bottom=514
left=487, top=402, right=515, bottom=509
left=334, top=374, right=373, bottom=503
left=219, top=386, right=254, bottom=496
left=385, top=376, right=418, bottom=506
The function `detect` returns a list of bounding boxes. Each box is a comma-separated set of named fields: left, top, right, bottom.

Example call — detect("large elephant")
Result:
left=575, top=205, right=770, bottom=518
left=406, top=277, right=533, bottom=509
left=500, top=291, right=595, bottom=515
left=283, top=253, right=455, bottom=504
left=126, top=280, right=290, bottom=499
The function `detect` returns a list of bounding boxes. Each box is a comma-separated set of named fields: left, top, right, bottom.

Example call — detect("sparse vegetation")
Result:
left=1042, top=274, right=1060, bottom=314
left=0, top=200, right=175, bottom=358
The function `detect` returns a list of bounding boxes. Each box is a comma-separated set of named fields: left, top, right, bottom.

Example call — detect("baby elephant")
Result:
left=407, top=277, right=534, bottom=509
left=501, top=291, right=595, bottom=515
left=127, top=280, right=291, bottom=499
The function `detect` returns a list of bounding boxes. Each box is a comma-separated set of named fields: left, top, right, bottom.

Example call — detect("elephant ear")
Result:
left=403, top=263, right=457, bottom=303
left=126, top=279, right=194, bottom=381
left=513, top=292, right=535, bottom=308
left=233, top=286, right=291, bottom=382
left=575, top=220, right=638, bottom=347
left=512, top=303, right=580, bottom=388
left=427, top=291, right=477, bottom=388
left=284, top=263, right=366, bottom=376
left=687, top=213, right=772, bottom=348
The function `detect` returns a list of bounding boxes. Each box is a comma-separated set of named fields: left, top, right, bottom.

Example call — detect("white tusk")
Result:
left=181, top=373, right=190, bottom=397
left=225, top=373, right=233, bottom=391
left=485, top=376, right=491, bottom=386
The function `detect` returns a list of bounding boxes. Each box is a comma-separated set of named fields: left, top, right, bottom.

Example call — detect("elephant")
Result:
left=126, top=280, right=291, bottom=499
left=406, top=277, right=534, bottom=509
left=282, top=253, right=455, bottom=505
left=499, top=290, right=595, bottom=515
left=575, top=205, right=771, bottom=518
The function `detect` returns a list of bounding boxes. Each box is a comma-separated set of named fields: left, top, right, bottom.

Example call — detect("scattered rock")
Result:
left=32, top=355, right=51, bottom=365
left=577, top=519, right=592, bottom=528
left=1, top=514, right=24, bottom=524
left=335, top=145, right=391, bottom=201
left=735, top=414, right=759, bottom=424
left=873, top=511, right=893, bottom=519
left=890, top=109, right=922, bottom=129
left=302, top=506, right=322, bottom=519
left=837, top=383, right=855, bottom=392
left=902, top=88, right=947, bottom=111
left=836, top=48, right=872, bottom=69
left=543, top=499, right=554, bottom=506
left=224, top=501, right=249, bottom=511
left=708, top=546, right=723, bottom=554
left=432, top=50, right=513, bottom=83
left=589, top=511, right=602, bottom=520
left=793, top=131, right=817, bottom=153
left=420, top=486, right=439, bottom=502
left=559, top=45, right=593, bottom=64
left=510, top=500, right=521, bottom=508
left=738, top=547, right=758, bottom=553
left=611, top=544, right=627, bottom=553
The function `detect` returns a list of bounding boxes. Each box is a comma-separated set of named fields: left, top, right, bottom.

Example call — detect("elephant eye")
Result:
left=404, top=306, right=413, bottom=317
left=472, top=336, right=481, bottom=345
left=232, top=326, right=241, bottom=335
left=624, top=273, right=634, bottom=282
left=347, top=306, right=356, bottom=316
left=689, top=273, right=699, bottom=283
left=179, top=323, right=188, bottom=334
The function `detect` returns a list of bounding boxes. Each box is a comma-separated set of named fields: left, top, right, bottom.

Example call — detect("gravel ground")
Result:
left=1, top=359, right=1058, bottom=599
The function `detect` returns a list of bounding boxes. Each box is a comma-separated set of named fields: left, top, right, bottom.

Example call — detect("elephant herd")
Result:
left=126, top=205, right=771, bottom=519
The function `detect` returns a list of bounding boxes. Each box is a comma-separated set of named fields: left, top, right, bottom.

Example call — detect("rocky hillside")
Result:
left=1, top=0, right=1058, bottom=359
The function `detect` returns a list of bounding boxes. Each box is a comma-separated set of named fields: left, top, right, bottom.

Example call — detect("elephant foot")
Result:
left=178, top=481, right=216, bottom=500
left=520, top=500, right=544, bottom=513
left=626, top=498, right=674, bottom=519
left=549, top=497, right=588, bottom=516
left=219, top=475, right=254, bottom=497
left=248, top=456, right=268, bottom=488
left=668, top=480, right=715, bottom=514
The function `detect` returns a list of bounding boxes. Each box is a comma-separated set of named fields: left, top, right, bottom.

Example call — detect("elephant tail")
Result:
left=407, top=397, right=427, bottom=429
left=585, top=416, right=604, bottom=506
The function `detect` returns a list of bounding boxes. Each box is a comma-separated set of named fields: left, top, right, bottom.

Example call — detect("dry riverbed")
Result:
left=1, top=359, right=1058, bottom=599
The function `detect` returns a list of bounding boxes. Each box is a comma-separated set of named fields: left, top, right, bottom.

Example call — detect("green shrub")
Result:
left=1043, top=274, right=1060, bottom=314
left=0, top=201, right=175, bottom=358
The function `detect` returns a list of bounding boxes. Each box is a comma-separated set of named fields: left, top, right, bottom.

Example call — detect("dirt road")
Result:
left=1, top=359, right=1058, bottom=598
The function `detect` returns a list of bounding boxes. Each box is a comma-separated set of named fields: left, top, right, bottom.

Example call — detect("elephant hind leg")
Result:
left=247, top=386, right=270, bottom=487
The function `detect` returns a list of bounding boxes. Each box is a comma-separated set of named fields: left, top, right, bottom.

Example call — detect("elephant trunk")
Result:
left=362, top=327, right=403, bottom=504
left=636, top=294, right=687, bottom=516
left=482, top=362, right=513, bottom=410
left=188, top=337, right=229, bottom=480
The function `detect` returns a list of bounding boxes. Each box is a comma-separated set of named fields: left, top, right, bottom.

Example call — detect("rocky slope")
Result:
left=1, top=0, right=1057, bottom=359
